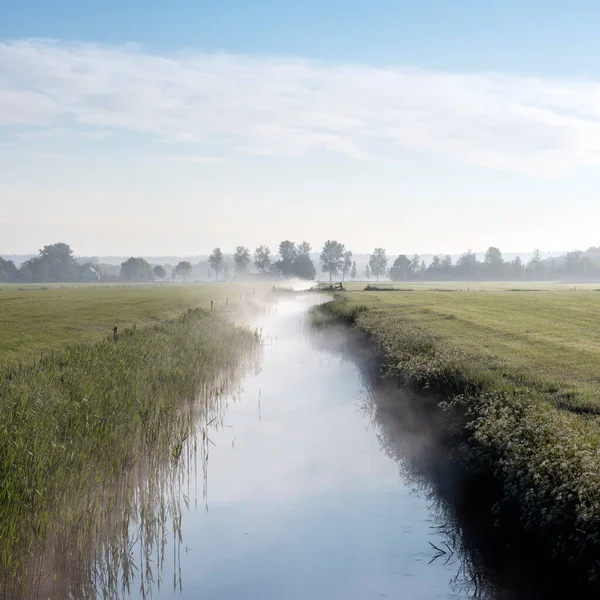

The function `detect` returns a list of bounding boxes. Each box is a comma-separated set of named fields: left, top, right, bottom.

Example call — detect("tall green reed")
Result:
left=0, top=307, right=259, bottom=596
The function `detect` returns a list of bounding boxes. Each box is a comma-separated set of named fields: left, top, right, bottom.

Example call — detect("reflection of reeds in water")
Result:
left=0, top=310, right=261, bottom=599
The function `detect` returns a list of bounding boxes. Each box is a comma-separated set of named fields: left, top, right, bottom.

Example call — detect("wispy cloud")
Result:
left=30, top=151, right=64, bottom=159
left=2, top=39, right=600, bottom=177
left=170, top=155, right=227, bottom=165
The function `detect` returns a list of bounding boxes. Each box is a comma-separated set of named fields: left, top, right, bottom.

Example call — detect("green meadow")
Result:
left=0, top=282, right=264, bottom=366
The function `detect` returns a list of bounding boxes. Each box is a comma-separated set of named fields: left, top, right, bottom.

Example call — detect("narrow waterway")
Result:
left=118, top=294, right=542, bottom=599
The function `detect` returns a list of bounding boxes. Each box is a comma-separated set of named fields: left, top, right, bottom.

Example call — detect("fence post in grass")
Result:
left=113, top=327, right=118, bottom=342
left=226, top=297, right=229, bottom=305
left=211, top=300, right=214, bottom=311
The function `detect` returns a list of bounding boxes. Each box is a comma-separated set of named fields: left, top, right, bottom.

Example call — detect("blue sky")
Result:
left=4, top=0, right=600, bottom=75
left=2, top=1, right=600, bottom=255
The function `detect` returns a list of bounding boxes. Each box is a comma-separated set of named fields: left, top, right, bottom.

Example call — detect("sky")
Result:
left=2, top=1, right=600, bottom=256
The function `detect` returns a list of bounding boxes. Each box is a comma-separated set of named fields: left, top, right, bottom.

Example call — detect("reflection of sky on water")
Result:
left=155, top=295, right=474, bottom=599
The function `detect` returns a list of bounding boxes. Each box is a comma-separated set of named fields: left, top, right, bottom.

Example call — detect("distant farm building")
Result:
left=80, top=266, right=100, bottom=282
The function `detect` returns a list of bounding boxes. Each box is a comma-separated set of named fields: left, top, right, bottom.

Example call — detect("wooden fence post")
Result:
left=113, top=327, right=118, bottom=342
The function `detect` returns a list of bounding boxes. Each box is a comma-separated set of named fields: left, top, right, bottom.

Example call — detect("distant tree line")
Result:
left=4, top=242, right=600, bottom=284
left=387, top=247, right=600, bottom=282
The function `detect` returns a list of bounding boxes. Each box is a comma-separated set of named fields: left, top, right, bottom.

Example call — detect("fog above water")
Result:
left=12, top=293, right=563, bottom=599
left=113, top=294, right=551, bottom=599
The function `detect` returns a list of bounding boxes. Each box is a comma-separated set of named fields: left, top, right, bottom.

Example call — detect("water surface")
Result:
left=146, top=294, right=510, bottom=599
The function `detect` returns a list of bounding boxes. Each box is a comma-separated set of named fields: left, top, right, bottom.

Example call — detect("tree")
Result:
left=254, top=245, right=271, bottom=274
left=320, top=240, right=345, bottom=281
left=441, top=254, right=454, bottom=279
left=456, top=250, right=479, bottom=279
left=409, top=254, right=421, bottom=278
left=365, top=264, right=370, bottom=279
left=223, top=262, right=230, bottom=280
left=289, top=254, right=316, bottom=280
left=528, top=249, right=545, bottom=280
left=174, top=261, right=192, bottom=282
left=153, top=265, right=167, bottom=281
left=297, top=241, right=312, bottom=256
left=276, top=240, right=297, bottom=276
left=510, top=256, right=524, bottom=280
left=369, top=248, right=388, bottom=282
left=0, top=258, right=20, bottom=282
left=351, top=261, right=357, bottom=280
left=44, top=243, right=81, bottom=281
left=120, top=257, right=153, bottom=282
left=233, top=246, right=251, bottom=275
left=390, top=255, right=410, bottom=281
left=428, top=255, right=442, bottom=280
left=342, top=250, right=353, bottom=281
left=565, top=251, right=583, bottom=278
left=209, top=248, right=224, bottom=281
left=19, top=257, right=46, bottom=282
left=20, top=242, right=81, bottom=282
left=484, top=246, right=504, bottom=280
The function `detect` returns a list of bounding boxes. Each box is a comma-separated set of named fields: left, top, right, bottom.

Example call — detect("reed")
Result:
left=0, top=307, right=259, bottom=594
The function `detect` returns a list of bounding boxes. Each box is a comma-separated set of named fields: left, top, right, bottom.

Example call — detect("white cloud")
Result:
left=2, top=39, right=600, bottom=177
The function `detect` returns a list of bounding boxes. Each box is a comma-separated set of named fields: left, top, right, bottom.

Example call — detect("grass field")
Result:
left=334, top=288, right=600, bottom=413
left=317, top=287, right=600, bottom=584
left=0, top=282, right=265, bottom=365
left=331, top=280, right=600, bottom=292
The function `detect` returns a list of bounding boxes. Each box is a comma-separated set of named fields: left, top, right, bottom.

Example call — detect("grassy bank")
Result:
left=0, top=307, right=259, bottom=590
left=316, top=291, right=600, bottom=585
left=0, top=282, right=264, bottom=366
left=328, top=289, right=600, bottom=413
